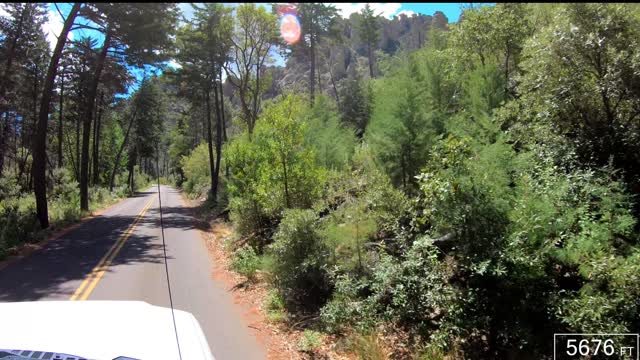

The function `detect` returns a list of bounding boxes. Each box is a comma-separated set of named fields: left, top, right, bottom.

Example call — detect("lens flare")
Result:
left=280, top=13, right=301, bottom=44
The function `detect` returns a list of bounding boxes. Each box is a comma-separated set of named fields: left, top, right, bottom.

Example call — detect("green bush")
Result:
left=181, top=142, right=212, bottom=199
left=297, top=330, right=323, bottom=353
left=0, top=173, right=20, bottom=200
left=225, top=95, right=325, bottom=248
left=133, top=165, right=151, bottom=191
left=304, top=95, right=356, bottom=170
left=268, top=209, right=332, bottom=312
left=0, top=195, right=39, bottom=257
left=320, top=273, right=378, bottom=334
left=343, top=332, right=388, bottom=360
left=231, top=245, right=260, bottom=281
left=265, top=289, right=287, bottom=322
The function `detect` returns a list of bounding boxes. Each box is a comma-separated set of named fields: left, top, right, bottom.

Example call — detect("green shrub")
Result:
left=268, top=209, right=332, bottom=312
left=297, top=330, right=323, bottom=353
left=225, top=94, right=325, bottom=248
left=181, top=142, right=212, bottom=199
left=133, top=165, right=151, bottom=191
left=0, top=195, right=39, bottom=257
left=0, top=173, right=20, bottom=200
left=304, top=95, right=356, bottom=170
left=265, top=289, right=287, bottom=323
left=344, top=332, right=388, bottom=360
left=231, top=245, right=260, bottom=281
left=320, top=273, right=378, bottom=334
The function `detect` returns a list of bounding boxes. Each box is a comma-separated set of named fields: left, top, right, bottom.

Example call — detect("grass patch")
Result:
left=297, top=329, right=324, bottom=353
left=265, top=289, right=287, bottom=323
left=343, top=332, right=388, bottom=360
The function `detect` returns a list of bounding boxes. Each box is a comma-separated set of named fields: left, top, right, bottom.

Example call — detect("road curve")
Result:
left=0, top=185, right=265, bottom=360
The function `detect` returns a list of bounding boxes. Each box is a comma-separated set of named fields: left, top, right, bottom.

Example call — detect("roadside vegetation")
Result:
left=2, top=3, right=640, bottom=358
left=176, top=3, right=640, bottom=359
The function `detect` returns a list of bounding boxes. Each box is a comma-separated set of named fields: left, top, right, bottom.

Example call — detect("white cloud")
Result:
left=41, top=10, right=73, bottom=51
left=331, top=3, right=403, bottom=20
left=395, top=10, right=416, bottom=18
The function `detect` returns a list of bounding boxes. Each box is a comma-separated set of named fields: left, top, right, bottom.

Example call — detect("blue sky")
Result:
left=42, top=3, right=477, bottom=96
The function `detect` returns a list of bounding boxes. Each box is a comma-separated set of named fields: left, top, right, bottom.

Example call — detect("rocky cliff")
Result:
left=264, top=11, right=450, bottom=100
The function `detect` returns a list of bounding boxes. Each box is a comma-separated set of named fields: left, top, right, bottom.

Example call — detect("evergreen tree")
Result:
left=297, top=3, right=339, bottom=105
left=357, top=4, right=381, bottom=78
left=369, top=57, right=438, bottom=190
left=339, top=68, right=371, bottom=138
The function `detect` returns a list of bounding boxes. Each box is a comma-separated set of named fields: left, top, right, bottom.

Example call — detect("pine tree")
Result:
left=357, top=4, right=381, bottom=78
left=369, top=57, right=438, bottom=190
left=339, top=68, right=371, bottom=138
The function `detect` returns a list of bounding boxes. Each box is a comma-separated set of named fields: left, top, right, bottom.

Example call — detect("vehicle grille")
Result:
left=0, top=349, right=89, bottom=360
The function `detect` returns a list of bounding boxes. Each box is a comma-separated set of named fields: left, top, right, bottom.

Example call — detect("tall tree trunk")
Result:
left=80, top=31, right=111, bottom=211
left=32, top=3, right=80, bottom=229
left=327, top=51, right=340, bottom=104
left=127, top=147, right=136, bottom=192
left=218, top=69, right=229, bottom=178
left=212, top=81, right=223, bottom=203
left=205, top=88, right=216, bottom=199
left=317, top=60, right=322, bottom=93
left=14, top=113, right=19, bottom=174
left=252, top=63, right=260, bottom=131
left=14, top=113, right=18, bottom=174
left=31, top=63, right=39, bottom=151
left=0, top=112, right=7, bottom=175
left=57, top=64, right=65, bottom=167
left=65, top=129, right=77, bottom=176
left=310, top=30, right=316, bottom=105
left=281, top=153, right=290, bottom=208
left=92, top=91, right=103, bottom=185
left=75, top=112, right=80, bottom=179
left=219, top=68, right=227, bottom=144
left=109, top=106, right=137, bottom=191
left=367, top=42, right=374, bottom=78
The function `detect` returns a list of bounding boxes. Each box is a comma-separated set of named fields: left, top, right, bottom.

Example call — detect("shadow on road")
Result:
left=0, top=189, right=203, bottom=302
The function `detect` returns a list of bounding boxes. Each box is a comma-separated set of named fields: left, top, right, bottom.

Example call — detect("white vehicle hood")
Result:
left=0, top=301, right=214, bottom=360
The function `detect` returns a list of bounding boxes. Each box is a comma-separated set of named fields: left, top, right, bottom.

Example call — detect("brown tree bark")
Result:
left=75, top=110, right=80, bottom=179
left=109, top=106, right=137, bottom=191
left=32, top=3, right=81, bottom=229
left=92, top=91, right=104, bottom=185
left=0, top=112, right=7, bottom=175
left=367, top=42, right=374, bottom=78
left=219, top=68, right=227, bottom=144
left=212, top=80, right=223, bottom=203
left=218, top=68, right=229, bottom=178
left=204, top=87, right=216, bottom=198
left=57, top=64, right=65, bottom=167
left=80, top=31, right=111, bottom=211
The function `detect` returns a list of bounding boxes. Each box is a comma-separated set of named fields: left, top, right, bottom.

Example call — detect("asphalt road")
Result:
left=0, top=185, right=265, bottom=360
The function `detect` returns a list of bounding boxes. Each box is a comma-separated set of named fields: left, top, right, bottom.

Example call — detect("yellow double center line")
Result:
left=70, top=197, right=155, bottom=301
